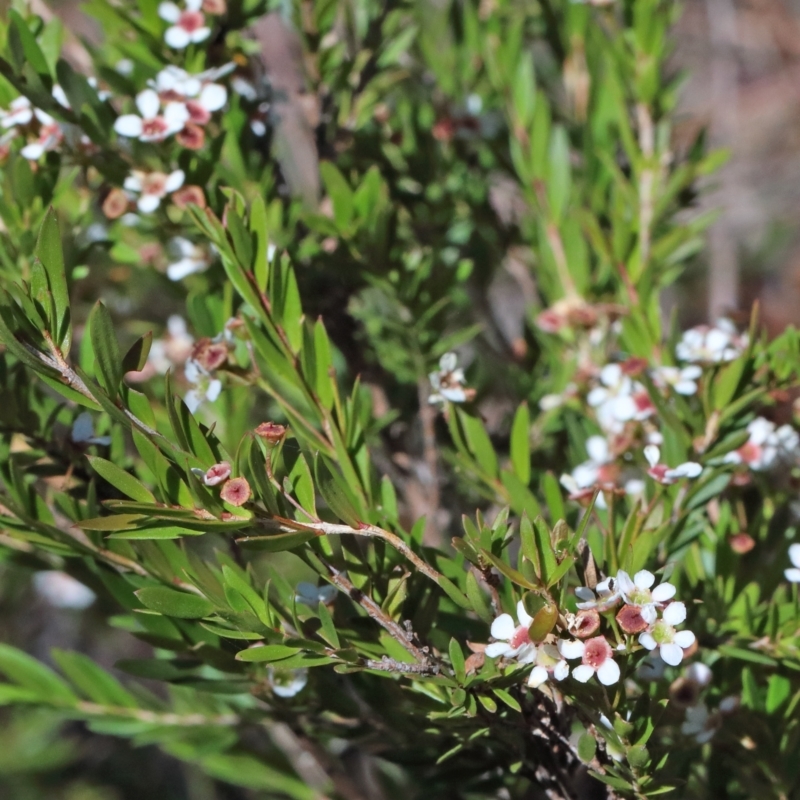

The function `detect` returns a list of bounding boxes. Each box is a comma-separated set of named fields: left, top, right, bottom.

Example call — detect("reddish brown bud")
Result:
left=102, top=187, right=129, bottom=219
left=172, top=185, right=207, bottom=210
left=616, top=604, right=649, bottom=634
left=570, top=609, right=601, bottom=639
left=729, top=533, right=755, bottom=554
left=256, top=422, right=287, bottom=443
left=192, top=338, right=228, bottom=372
left=176, top=122, right=205, bottom=150
left=221, top=477, right=251, bottom=506
left=204, top=461, right=231, bottom=487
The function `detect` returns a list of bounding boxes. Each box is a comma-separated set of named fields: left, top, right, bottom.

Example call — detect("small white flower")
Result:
left=616, top=569, right=677, bottom=623
left=167, top=237, right=211, bottom=280
left=785, top=543, right=800, bottom=583
left=588, top=363, right=654, bottom=434
left=638, top=603, right=695, bottom=666
left=676, top=320, right=746, bottom=365
left=295, top=582, right=338, bottom=607
left=652, top=365, right=702, bottom=396
left=114, top=89, right=189, bottom=142
left=681, top=702, right=718, bottom=744
left=559, top=635, right=620, bottom=685
left=267, top=666, right=308, bottom=698
left=184, top=358, right=222, bottom=412
left=485, top=600, right=537, bottom=664
left=123, top=169, right=185, bottom=213
left=429, top=352, right=473, bottom=405
left=71, top=412, right=112, bottom=446
left=527, top=643, right=570, bottom=688
left=725, top=417, right=800, bottom=472
left=20, top=110, right=63, bottom=160
left=33, top=571, right=96, bottom=609
left=0, top=96, right=33, bottom=128
left=575, top=577, right=621, bottom=611
left=644, top=445, right=702, bottom=485
left=159, top=0, right=211, bottom=49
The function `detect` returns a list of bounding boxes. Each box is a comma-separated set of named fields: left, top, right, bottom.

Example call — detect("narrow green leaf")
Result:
left=235, top=644, right=301, bottom=662
left=0, top=644, right=77, bottom=706
left=135, top=586, right=214, bottom=619
left=88, top=301, right=122, bottom=399
left=121, top=331, right=153, bottom=374
left=35, top=207, right=71, bottom=350
left=51, top=650, right=138, bottom=707
left=449, top=638, right=466, bottom=683
left=465, top=571, right=492, bottom=623
left=317, top=600, right=340, bottom=649
left=87, top=456, right=155, bottom=503
left=510, top=402, right=531, bottom=484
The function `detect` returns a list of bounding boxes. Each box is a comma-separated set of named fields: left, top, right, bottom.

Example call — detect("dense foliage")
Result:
left=0, top=0, right=799, bottom=798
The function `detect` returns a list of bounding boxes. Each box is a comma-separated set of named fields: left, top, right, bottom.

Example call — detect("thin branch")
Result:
left=76, top=702, right=239, bottom=726
left=363, top=656, right=439, bottom=675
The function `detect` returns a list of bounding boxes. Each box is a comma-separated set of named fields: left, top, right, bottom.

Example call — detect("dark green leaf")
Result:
left=135, top=587, right=214, bottom=619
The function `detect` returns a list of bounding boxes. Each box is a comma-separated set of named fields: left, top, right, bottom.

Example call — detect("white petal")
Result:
left=186, top=0, right=203, bottom=9
left=586, top=435, right=609, bottom=465
left=558, top=639, right=585, bottom=660
left=485, top=642, right=511, bottom=659
left=673, top=630, right=696, bottom=648
left=615, top=570, right=635, bottom=596
left=600, top=363, right=622, bottom=386
left=553, top=660, right=570, bottom=680
left=675, top=380, right=697, bottom=395
left=789, top=544, right=800, bottom=569
left=662, top=601, right=687, bottom=626
left=164, top=102, right=190, bottom=127
left=516, top=599, right=533, bottom=629
left=596, top=658, right=620, bottom=686
left=136, top=89, right=161, bottom=119
left=785, top=567, right=800, bottom=583
left=586, top=387, right=608, bottom=407
left=517, top=644, right=537, bottom=665
left=20, top=142, right=44, bottom=160
left=651, top=582, right=676, bottom=603
left=167, top=258, right=201, bottom=281
left=571, top=664, right=594, bottom=683
left=199, top=82, right=227, bottom=111
left=159, top=2, right=181, bottom=21
left=575, top=587, right=596, bottom=602
left=165, top=170, right=185, bottom=192
left=641, top=604, right=657, bottom=625
left=490, top=614, right=516, bottom=641
left=644, top=445, right=660, bottom=468
left=206, top=379, right=222, bottom=402
left=634, top=570, right=655, bottom=590
left=124, top=174, right=143, bottom=192
left=184, top=390, right=201, bottom=412
left=659, top=642, right=684, bottom=666
left=165, top=25, right=191, bottom=48
left=612, top=394, right=637, bottom=421
left=137, top=194, right=161, bottom=213
left=638, top=632, right=657, bottom=651
left=114, top=115, right=144, bottom=137
left=190, top=27, right=211, bottom=43
left=527, top=665, right=548, bottom=688
left=671, top=462, right=703, bottom=478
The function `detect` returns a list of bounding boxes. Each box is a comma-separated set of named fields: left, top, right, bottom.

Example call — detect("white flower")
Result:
left=0, top=96, right=33, bottom=128
left=123, top=169, right=185, bottom=213
left=588, top=363, right=654, bottom=434
left=616, top=569, right=677, bottom=623
left=652, top=365, right=702, bottom=396
left=167, top=237, right=211, bottom=280
left=485, top=600, right=537, bottom=664
left=527, top=643, right=570, bottom=688
left=725, top=417, right=800, bottom=472
left=644, top=445, right=702, bottom=485
left=575, top=577, right=621, bottom=611
left=785, top=543, right=800, bottom=583
left=638, top=603, right=695, bottom=666
left=159, top=0, right=211, bottom=49
left=71, top=412, right=112, bottom=446
left=20, top=110, right=63, bottom=160
left=33, top=571, right=96, bottom=609
left=114, top=89, right=189, bottom=142
left=559, top=635, right=620, bottom=685
left=295, top=582, right=338, bottom=607
left=184, top=358, right=222, bottom=412
left=146, top=315, right=195, bottom=374
left=429, top=352, right=473, bottom=404
left=681, top=703, right=718, bottom=744
left=151, top=65, right=229, bottom=125
left=267, top=666, right=307, bottom=698
left=676, top=319, right=746, bottom=364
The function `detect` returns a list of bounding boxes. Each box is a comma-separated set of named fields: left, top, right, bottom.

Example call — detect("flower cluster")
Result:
left=484, top=570, right=696, bottom=692
left=193, top=461, right=251, bottom=506
left=725, top=417, right=800, bottom=473
left=158, top=0, right=225, bottom=50
left=676, top=319, right=747, bottom=364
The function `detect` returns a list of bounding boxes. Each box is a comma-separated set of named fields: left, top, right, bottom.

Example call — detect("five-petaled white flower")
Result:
left=167, top=237, right=211, bottom=280
left=527, top=643, right=570, bottom=688
left=429, top=352, right=474, bottom=405
left=587, top=363, right=654, bottom=434
left=680, top=702, right=718, bottom=744
left=616, top=569, right=676, bottom=624
left=124, top=169, right=185, bottom=213
left=652, top=365, right=702, bottom=396
left=485, top=600, right=537, bottom=664
left=114, top=89, right=189, bottom=142
left=676, top=319, right=746, bottom=364
left=158, top=0, right=211, bottom=49
left=184, top=358, right=222, bottom=412
left=785, top=544, right=800, bottom=583
left=644, top=445, right=702, bottom=485
left=638, top=602, right=695, bottom=666
left=559, top=635, right=620, bottom=685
